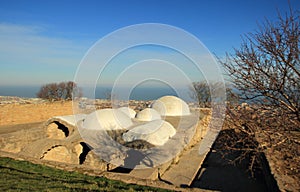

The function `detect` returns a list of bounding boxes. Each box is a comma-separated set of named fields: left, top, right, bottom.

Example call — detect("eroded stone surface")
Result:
left=43, top=145, right=73, bottom=163
left=47, top=123, right=66, bottom=139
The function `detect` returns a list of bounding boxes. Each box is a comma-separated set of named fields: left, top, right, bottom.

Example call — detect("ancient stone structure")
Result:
left=0, top=95, right=216, bottom=190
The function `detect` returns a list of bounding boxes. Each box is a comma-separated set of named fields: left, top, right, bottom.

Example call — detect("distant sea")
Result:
left=0, top=85, right=193, bottom=101
left=0, top=86, right=40, bottom=98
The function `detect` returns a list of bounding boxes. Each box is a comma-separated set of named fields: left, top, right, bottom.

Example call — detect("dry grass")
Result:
left=0, top=101, right=73, bottom=126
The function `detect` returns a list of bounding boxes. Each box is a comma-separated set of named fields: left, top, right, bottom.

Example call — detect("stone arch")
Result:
left=74, top=145, right=108, bottom=170
left=74, top=142, right=92, bottom=165
left=41, top=145, right=73, bottom=163
left=46, top=121, right=69, bottom=139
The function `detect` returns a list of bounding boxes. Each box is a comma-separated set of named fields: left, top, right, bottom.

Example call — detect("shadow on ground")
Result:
left=191, top=129, right=280, bottom=192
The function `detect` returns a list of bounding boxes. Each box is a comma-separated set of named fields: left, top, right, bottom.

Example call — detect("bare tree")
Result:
left=221, top=10, right=299, bottom=124
left=37, top=81, right=82, bottom=101
left=190, top=81, right=211, bottom=107
left=218, top=9, right=299, bottom=189
left=190, top=81, right=229, bottom=108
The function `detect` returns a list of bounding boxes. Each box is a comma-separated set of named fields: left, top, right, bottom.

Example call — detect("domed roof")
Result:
left=122, top=119, right=176, bottom=146
left=117, top=107, right=136, bottom=118
left=151, top=95, right=190, bottom=116
left=82, top=109, right=133, bottom=130
left=135, top=108, right=161, bottom=121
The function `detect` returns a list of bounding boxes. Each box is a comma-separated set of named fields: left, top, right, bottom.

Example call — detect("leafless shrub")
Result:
left=219, top=9, right=299, bottom=184
left=221, top=10, right=299, bottom=124
left=36, top=81, right=82, bottom=101
left=190, top=81, right=230, bottom=108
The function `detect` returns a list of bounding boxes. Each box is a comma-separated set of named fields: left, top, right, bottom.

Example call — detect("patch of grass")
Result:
left=0, top=157, right=170, bottom=191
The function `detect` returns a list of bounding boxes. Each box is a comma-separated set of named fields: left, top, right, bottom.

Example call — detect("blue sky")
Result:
left=0, top=0, right=299, bottom=86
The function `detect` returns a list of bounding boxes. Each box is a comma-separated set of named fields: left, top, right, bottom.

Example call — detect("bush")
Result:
left=36, top=81, right=81, bottom=101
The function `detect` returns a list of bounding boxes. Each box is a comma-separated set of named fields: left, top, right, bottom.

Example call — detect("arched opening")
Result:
left=46, top=121, right=69, bottom=139
left=41, top=145, right=72, bottom=163
left=78, top=142, right=91, bottom=164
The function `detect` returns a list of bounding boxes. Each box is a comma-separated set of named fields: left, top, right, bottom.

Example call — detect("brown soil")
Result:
left=0, top=101, right=73, bottom=126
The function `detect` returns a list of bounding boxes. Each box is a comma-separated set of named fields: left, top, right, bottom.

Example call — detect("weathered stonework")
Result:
left=46, top=123, right=66, bottom=139
left=0, top=106, right=216, bottom=190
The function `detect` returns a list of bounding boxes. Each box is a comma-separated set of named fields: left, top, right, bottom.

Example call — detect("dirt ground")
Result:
left=0, top=101, right=73, bottom=126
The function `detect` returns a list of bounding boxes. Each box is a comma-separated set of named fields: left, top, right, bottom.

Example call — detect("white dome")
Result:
left=135, top=108, right=161, bottom=121
left=122, top=119, right=176, bottom=146
left=83, top=109, right=133, bottom=130
left=151, top=95, right=190, bottom=116
left=117, top=107, right=136, bottom=118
